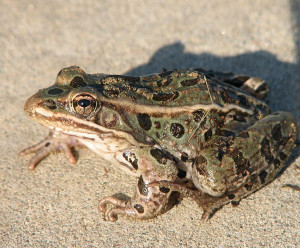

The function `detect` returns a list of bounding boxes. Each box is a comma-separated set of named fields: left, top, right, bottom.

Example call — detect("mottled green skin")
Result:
left=53, top=66, right=270, bottom=157
left=21, top=66, right=298, bottom=221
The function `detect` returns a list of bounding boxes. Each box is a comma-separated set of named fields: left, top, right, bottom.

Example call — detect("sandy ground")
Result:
left=1, top=0, right=299, bottom=247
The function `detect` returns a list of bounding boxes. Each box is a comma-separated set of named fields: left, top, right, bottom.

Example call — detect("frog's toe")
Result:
left=20, top=131, right=79, bottom=170
left=98, top=196, right=127, bottom=211
left=27, top=145, right=56, bottom=170
left=106, top=207, right=137, bottom=222
left=98, top=196, right=129, bottom=221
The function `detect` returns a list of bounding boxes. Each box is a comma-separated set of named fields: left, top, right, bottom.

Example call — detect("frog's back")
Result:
left=89, top=68, right=269, bottom=116
left=55, top=66, right=270, bottom=156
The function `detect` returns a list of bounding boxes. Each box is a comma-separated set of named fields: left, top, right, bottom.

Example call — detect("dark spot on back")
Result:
left=216, top=129, right=236, bottom=137
left=220, top=89, right=239, bottom=104
left=48, top=88, right=63, bottom=95
left=193, top=110, right=205, bottom=122
left=180, top=78, right=198, bottom=87
left=170, top=123, right=185, bottom=138
left=195, top=155, right=208, bottom=176
left=138, top=176, right=149, bottom=196
left=70, top=76, right=87, bottom=88
left=238, top=95, right=250, bottom=107
left=204, top=129, right=212, bottom=141
left=260, top=137, right=274, bottom=163
left=259, top=170, right=268, bottom=184
left=271, top=124, right=282, bottom=141
left=45, top=142, right=50, bottom=147
left=154, top=121, right=161, bottom=129
left=230, top=149, right=250, bottom=175
left=150, top=149, right=168, bottom=164
left=137, top=113, right=152, bottom=131
left=134, top=204, right=144, bottom=213
left=153, top=92, right=178, bottom=101
left=177, top=169, right=186, bottom=178
left=217, top=149, right=224, bottom=161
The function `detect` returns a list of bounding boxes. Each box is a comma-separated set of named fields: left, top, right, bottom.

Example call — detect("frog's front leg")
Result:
left=98, top=147, right=181, bottom=221
left=20, top=130, right=81, bottom=170
left=99, top=181, right=179, bottom=221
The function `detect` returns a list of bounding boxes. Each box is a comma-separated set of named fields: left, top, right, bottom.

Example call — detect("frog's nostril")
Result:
left=44, top=99, right=57, bottom=110
left=24, top=91, right=50, bottom=116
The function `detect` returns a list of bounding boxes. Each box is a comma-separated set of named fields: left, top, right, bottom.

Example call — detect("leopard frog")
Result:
left=20, top=66, right=298, bottom=221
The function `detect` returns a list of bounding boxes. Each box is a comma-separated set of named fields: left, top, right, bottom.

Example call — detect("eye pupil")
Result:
left=78, top=99, right=91, bottom=107
left=72, top=94, right=98, bottom=116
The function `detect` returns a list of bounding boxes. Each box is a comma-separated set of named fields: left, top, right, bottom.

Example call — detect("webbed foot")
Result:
left=98, top=197, right=136, bottom=222
left=20, top=130, right=80, bottom=170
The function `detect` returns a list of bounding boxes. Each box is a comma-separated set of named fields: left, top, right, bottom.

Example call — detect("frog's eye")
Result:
left=72, top=94, right=98, bottom=116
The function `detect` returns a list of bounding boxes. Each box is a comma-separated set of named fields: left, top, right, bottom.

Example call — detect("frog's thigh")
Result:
left=99, top=147, right=180, bottom=221
left=231, top=111, right=298, bottom=185
left=192, top=111, right=298, bottom=197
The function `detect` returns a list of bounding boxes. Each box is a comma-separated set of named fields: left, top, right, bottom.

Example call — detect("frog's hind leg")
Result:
left=197, top=111, right=298, bottom=220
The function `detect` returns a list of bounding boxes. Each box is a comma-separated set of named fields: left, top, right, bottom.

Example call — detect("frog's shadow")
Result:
left=106, top=0, right=300, bottom=219
left=125, top=42, right=299, bottom=116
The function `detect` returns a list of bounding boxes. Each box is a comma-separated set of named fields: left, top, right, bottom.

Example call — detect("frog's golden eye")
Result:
left=72, top=94, right=98, bottom=116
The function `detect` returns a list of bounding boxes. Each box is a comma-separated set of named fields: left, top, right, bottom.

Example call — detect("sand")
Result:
left=1, top=0, right=299, bottom=247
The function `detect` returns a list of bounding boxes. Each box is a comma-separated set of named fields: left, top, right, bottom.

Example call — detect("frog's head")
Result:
left=24, top=66, right=132, bottom=141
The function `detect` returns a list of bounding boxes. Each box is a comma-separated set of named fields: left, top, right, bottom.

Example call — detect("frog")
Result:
left=20, top=66, right=298, bottom=221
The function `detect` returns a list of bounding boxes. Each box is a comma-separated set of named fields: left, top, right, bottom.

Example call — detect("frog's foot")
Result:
left=198, top=195, right=232, bottom=221
left=239, top=77, right=268, bottom=100
left=19, top=130, right=80, bottom=170
left=99, top=177, right=181, bottom=222
left=98, top=197, right=133, bottom=222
